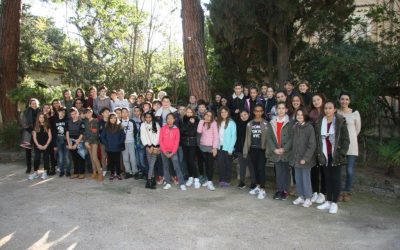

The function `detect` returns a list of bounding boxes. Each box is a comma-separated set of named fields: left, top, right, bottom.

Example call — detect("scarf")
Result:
left=321, top=116, right=336, bottom=165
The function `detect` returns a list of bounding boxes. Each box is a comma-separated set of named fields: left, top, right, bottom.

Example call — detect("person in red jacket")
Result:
left=159, top=113, right=186, bottom=191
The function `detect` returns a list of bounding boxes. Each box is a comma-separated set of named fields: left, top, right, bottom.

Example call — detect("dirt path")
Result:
left=0, top=162, right=399, bottom=250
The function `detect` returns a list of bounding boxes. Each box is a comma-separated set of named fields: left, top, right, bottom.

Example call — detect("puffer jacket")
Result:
left=315, top=114, right=350, bottom=166
left=266, top=115, right=294, bottom=162
left=290, top=122, right=316, bottom=168
left=180, top=115, right=199, bottom=147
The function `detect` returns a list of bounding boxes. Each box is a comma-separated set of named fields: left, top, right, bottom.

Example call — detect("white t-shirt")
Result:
left=219, top=121, right=225, bottom=148
left=121, top=119, right=134, bottom=143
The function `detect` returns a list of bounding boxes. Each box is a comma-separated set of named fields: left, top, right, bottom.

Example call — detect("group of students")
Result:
left=21, top=80, right=361, bottom=214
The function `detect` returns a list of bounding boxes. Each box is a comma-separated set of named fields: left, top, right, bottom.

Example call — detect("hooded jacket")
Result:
left=159, top=124, right=180, bottom=154
left=243, top=119, right=269, bottom=158
left=290, top=122, right=316, bottom=168
left=266, top=115, right=294, bottom=162
left=180, top=115, right=199, bottom=147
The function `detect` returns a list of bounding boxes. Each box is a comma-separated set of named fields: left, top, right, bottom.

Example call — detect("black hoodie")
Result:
left=235, top=118, right=250, bottom=153
left=180, top=115, right=199, bottom=147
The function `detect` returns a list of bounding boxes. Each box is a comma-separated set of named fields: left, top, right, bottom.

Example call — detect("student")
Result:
left=244, top=87, right=264, bottom=119
left=196, top=100, right=207, bottom=184
left=264, top=87, right=276, bottom=122
left=288, top=94, right=305, bottom=121
left=110, top=90, right=118, bottom=111
left=100, top=112, right=126, bottom=180
left=51, top=99, right=62, bottom=114
left=260, top=84, right=269, bottom=100
left=157, top=91, right=167, bottom=101
left=73, top=99, right=85, bottom=113
left=221, top=97, right=228, bottom=107
left=145, top=89, right=154, bottom=103
left=196, top=100, right=207, bottom=120
left=42, top=103, right=57, bottom=175
left=128, top=93, right=138, bottom=117
left=120, top=107, right=138, bottom=179
left=316, top=101, right=350, bottom=214
left=243, top=86, right=250, bottom=99
left=159, top=113, right=186, bottom=191
left=98, top=107, right=110, bottom=176
left=309, top=93, right=327, bottom=204
left=216, top=106, right=237, bottom=187
left=337, top=92, right=361, bottom=202
left=53, top=107, right=71, bottom=177
left=93, top=86, right=112, bottom=116
left=228, top=82, right=246, bottom=122
left=28, top=113, right=52, bottom=180
left=137, top=94, right=145, bottom=106
left=132, top=106, right=147, bottom=177
left=209, top=94, right=222, bottom=115
left=114, top=89, right=130, bottom=109
left=235, top=110, right=255, bottom=189
left=270, top=90, right=288, bottom=119
left=66, top=107, right=86, bottom=179
left=61, top=89, right=74, bottom=114
left=87, top=86, right=97, bottom=109
left=267, top=102, right=293, bottom=201
left=152, top=100, right=161, bottom=113
left=298, top=80, right=312, bottom=107
left=21, top=99, right=40, bottom=174
left=75, top=87, right=87, bottom=108
left=140, top=111, right=160, bottom=189
left=155, top=96, right=179, bottom=127
left=114, top=107, right=122, bottom=121
left=291, top=109, right=316, bottom=208
left=181, top=108, right=200, bottom=188
left=243, top=104, right=269, bottom=199
left=197, top=111, right=219, bottom=191
left=142, top=102, right=152, bottom=114
left=187, top=95, right=198, bottom=111
left=84, top=108, right=103, bottom=181
left=284, top=80, right=298, bottom=100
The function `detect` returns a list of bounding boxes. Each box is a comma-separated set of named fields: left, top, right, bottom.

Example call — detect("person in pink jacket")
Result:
left=197, top=111, right=219, bottom=191
left=159, top=113, right=186, bottom=191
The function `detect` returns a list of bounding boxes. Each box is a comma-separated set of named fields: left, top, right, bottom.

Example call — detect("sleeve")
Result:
left=79, top=121, right=85, bottom=135
left=93, top=98, right=98, bottom=115
left=339, top=121, right=350, bottom=156
left=172, top=128, right=180, bottom=154
left=355, top=111, right=361, bottom=135
left=243, top=124, right=250, bottom=158
left=266, top=123, right=275, bottom=156
left=119, top=128, right=126, bottom=145
left=302, top=126, right=317, bottom=163
left=212, top=122, right=219, bottom=149
left=283, top=123, right=293, bottom=152
left=228, top=121, right=237, bottom=154
left=100, top=129, right=106, bottom=145
left=159, top=127, right=166, bottom=153
left=140, top=124, right=148, bottom=146
left=197, top=120, right=205, bottom=134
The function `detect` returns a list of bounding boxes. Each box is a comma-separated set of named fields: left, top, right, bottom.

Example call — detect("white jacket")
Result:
left=140, top=122, right=160, bottom=147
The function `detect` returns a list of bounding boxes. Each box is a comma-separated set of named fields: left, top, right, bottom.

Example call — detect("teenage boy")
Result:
left=53, top=107, right=71, bottom=177
left=228, top=82, right=246, bottom=122
left=155, top=96, right=180, bottom=127
left=284, top=80, right=298, bottom=100
left=121, top=107, right=138, bottom=179
left=114, top=89, right=130, bottom=109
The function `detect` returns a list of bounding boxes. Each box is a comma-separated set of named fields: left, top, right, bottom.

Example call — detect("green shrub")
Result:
left=378, top=139, right=400, bottom=176
left=0, top=122, right=22, bottom=150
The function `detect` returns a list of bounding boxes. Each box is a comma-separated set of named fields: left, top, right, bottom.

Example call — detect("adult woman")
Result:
left=337, top=92, right=361, bottom=202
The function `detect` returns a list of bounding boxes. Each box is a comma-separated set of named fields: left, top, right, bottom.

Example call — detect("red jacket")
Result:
left=159, top=125, right=180, bottom=154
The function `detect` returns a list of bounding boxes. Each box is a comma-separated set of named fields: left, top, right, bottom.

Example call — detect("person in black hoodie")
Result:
left=235, top=110, right=255, bottom=189
left=298, top=80, right=313, bottom=108
left=227, top=82, right=246, bottom=122
left=181, top=107, right=201, bottom=188
left=21, top=98, right=40, bottom=174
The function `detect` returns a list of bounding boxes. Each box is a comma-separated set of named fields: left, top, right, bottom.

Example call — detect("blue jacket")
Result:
left=219, top=120, right=237, bottom=154
left=100, top=127, right=126, bottom=152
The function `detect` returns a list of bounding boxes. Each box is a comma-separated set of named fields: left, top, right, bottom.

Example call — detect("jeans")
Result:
left=295, top=168, right=312, bottom=198
left=178, top=146, right=188, bottom=177
left=70, top=148, right=85, bottom=175
left=146, top=152, right=158, bottom=179
left=57, top=141, right=71, bottom=174
left=344, top=155, right=357, bottom=192
left=217, top=150, right=233, bottom=183
left=275, top=161, right=291, bottom=192
left=202, top=152, right=215, bottom=181
left=122, top=142, right=137, bottom=174
left=161, top=153, right=184, bottom=185
left=237, top=152, right=255, bottom=184
left=183, top=146, right=197, bottom=178
left=135, top=147, right=148, bottom=174
left=249, top=148, right=266, bottom=188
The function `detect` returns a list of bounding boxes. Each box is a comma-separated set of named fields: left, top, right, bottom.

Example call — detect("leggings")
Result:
left=311, top=164, right=326, bottom=194
left=33, top=147, right=50, bottom=172
left=323, top=155, right=342, bottom=203
left=202, top=151, right=215, bottom=181
left=26, top=148, right=32, bottom=172
left=108, top=152, right=121, bottom=175
left=146, top=152, right=158, bottom=179
left=249, top=148, right=266, bottom=189
left=183, top=145, right=197, bottom=178
left=197, top=148, right=205, bottom=175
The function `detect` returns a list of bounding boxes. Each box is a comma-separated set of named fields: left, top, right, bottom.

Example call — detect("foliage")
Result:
left=0, top=121, right=21, bottom=150
left=378, top=139, right=400, bottom=175
left=8, top=77, right=63, bottom=105
left=367, top=1, right=400, bottom=44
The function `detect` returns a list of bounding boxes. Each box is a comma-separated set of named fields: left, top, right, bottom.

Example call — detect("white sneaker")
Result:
left=180, top=185, right=187, bottom=191
left=329, top=202, right=338, bottom=214
left=194, top=178, right=201, bottom=189
left=293, top=196, right=305, bottom=205
left=207, top=181, right=215, bottom=191
left=41, top=172, right=48, bottom=180
left=257, top=189, right=266, bottom=199
left=202, top=181, right=209, bottom=187
left=316, top=193, right=326, bottom=204
left=163, top=183, right=171, bottom=190
left=317, top=201, right=331, bottom=210
left=28, top=172, right=39, bottom=180
left=302, top=199, right=312, bottom=208
left=186, top=177, right=194, bottom=187
left=249, top=186, right=260, bottom=195
left=311, top=192, right=319, bottom=203
left=103, top=171, right=107, bottom=177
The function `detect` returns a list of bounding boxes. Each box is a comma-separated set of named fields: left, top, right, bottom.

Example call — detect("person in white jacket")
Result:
left=140, top=111, right=161, bottom=189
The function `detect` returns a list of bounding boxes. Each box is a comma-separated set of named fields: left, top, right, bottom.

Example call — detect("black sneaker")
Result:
left=145, top=179, right=151, bottom=189
left=273, top=191, right=282, bottom=200
left=133, top=172, right=140, bottom=180
left=281, top=191, right=289, bottom=200
left=25, top=169, right=31, bottom=174
left=138, top=171, right=144, bottom=179
left=238, top=182, right=246, bottom=189
left=249, top=183, right=257, bottom=190
left=125, top=173, right=133, bottom=179
left=66, top=172, right=71, bottom=177
left=59, top=172, right=65, bottom=178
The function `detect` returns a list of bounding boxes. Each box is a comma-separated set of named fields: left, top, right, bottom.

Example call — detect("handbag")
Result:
left=20, top=130, right=32, bottom=149
left=71, top=139, right=87, bottom=159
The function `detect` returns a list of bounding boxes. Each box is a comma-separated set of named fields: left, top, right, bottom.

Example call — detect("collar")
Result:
left=232, top=93, right=244, bottom=99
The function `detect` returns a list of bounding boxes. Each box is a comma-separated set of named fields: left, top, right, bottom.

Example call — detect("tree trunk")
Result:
left=181, top=0, right=210, bottom=101
left=275, top=27, right=290, bottom=88
left=0, top=0, right=21, bottom=124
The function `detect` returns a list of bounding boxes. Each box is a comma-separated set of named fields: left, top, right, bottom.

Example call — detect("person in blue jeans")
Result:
left=52, top=107, right=71, bottom=177
left=133, top=106, right=148, bottom=178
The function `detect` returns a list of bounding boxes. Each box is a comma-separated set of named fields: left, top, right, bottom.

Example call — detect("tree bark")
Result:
left=0, top=0, right=21, bottom=124
left=181, top=0, right=210, bottom=101
left=275, top=26, right=290, bottom=88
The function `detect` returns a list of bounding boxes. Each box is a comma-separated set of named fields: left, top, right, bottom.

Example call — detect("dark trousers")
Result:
left=275, top=161, right=291, bottom=192
left=26, top=148, right=32, bottom=172
left=33, top=147, right=50, bottom=172
left=202, top=151, right=214, bottom=181
left=49, top=146, right=56, bottom=172
left=183, top=145, right=197, bottom=178
left=311, top=164, right=326, bottom=194
left=323, top=156, right=342, bottom=203
left=249, top=148, right=266, bottom=189
left=155, top=154, right=163, bottom=177
left=217, top=150, right=233, bottom=183
left=70, top=149, right=85, bottom=175
left=196, top=148, right=205, bottom=175
left=108, top=152, right=122, bottom=175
